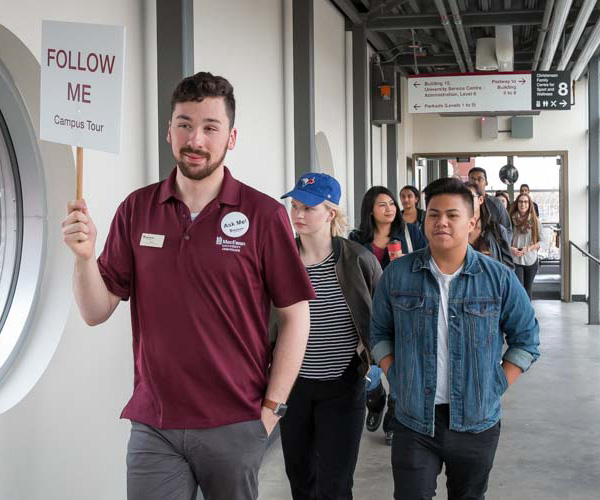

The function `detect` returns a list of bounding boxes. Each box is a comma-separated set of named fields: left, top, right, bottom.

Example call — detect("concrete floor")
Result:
left=258, top=300, right=600, bottom=500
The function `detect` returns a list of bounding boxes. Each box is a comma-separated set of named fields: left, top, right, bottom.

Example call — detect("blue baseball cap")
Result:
left=281, top=172, right=341, bottom=206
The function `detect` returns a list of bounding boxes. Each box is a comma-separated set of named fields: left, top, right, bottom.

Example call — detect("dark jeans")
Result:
left=280, top=360, right=366, bottom=500
left=515, top=260, right=539, bottom=300
left=391, top=405, right=501, bottom=500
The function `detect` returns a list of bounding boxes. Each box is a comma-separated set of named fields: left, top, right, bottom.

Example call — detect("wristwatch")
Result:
left=263, top=398, right=288, bottom=417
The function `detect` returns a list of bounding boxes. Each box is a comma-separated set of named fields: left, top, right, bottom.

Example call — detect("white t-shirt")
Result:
left=429, top=257, right=463, bottom=405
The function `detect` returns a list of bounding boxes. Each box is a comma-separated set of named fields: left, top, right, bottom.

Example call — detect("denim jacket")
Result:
left=371, top=245, right=540, bottom=436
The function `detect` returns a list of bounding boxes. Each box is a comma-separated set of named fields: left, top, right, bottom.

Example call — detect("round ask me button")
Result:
left=221, top=211, right=250, bottom=238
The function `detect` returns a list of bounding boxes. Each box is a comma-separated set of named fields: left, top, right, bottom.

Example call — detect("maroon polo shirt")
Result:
left=98, top=167, right=315, bottom=429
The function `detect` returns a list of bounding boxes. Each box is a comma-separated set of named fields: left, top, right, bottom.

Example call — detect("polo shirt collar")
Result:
left=158, top=166, right=241, bottom=206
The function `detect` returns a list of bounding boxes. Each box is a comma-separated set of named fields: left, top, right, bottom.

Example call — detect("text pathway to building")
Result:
left=408, top=72, right=533, bottom=114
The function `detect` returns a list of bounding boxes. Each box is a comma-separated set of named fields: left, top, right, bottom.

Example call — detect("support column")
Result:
left=386, top=124, right=398, bottom=196
left=507, top=155, right=515, bottom=201
left=588, top=56, right=600, bottom=324
left=156, top=0, right=194, bottom=179
left=293, top=0, right=316, bottom=177
left=353, top=23, right=369, bottom=221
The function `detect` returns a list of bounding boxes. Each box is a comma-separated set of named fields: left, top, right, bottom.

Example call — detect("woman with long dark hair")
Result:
left=509, top=192, right=544, bottom=299
left=349, top=186, right=426, bottom=445
left=465, top=182, right=514, bottom=269
left=276, top=172, right=382, bottom=499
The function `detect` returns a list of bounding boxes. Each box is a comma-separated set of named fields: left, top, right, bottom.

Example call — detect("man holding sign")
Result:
left=62, top=72, right=314, bottom=500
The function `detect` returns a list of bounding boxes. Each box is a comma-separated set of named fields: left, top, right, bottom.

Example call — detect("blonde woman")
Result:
left=277, top=172, right=382, bottom=500
left=509, top=192, right=544, bottom=299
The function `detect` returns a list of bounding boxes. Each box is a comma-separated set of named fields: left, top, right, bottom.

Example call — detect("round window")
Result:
left=0, top=108, right=23, bottom=334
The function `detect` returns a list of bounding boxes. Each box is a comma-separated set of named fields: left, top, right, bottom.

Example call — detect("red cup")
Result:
left=387, top=240, right=403, bottom=261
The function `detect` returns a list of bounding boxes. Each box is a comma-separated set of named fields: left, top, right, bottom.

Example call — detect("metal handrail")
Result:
left=569, top=241, right=600, bottom=266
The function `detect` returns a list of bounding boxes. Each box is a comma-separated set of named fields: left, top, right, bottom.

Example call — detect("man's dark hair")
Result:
left=423, top=177, right=474, bottom=216
left=520, top=183, right=530, bottom=190
left=468, top=167, right=487, bottom=181
left=171, top=72, right=236, bottom=128
left=357, top=186, right=404, bottom=242
left=400, top=185, right=421, bottom=206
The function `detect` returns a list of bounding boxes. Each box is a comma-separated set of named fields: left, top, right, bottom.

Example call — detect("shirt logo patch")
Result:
left=140, top=233, right=165, bottom=248
left=221, top=211, right=250, bottom=238
left=215, top=235, right=246, bottom=253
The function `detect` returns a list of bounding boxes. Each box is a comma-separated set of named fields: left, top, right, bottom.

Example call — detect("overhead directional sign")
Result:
left=408, top=71, right=570, bottom=114
left=531, top=71, right=571, bottom=110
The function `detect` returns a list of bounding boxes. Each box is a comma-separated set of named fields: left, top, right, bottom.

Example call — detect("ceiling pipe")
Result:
left=571, top=18, right=600, bottom=80
left=532, top=0, right=555, bottom=70
left=447, top=0, right=474, bottom=72
left=433, top=0, right=466, bottom=72
left=558, top=0, right=597, bottom=71
left=539, top=0, right=573, bottom=71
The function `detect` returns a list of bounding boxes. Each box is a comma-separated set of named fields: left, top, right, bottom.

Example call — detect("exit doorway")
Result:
left=410, top=151, right=570, bottom=301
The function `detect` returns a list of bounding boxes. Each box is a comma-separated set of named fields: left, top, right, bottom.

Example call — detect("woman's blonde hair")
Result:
left=323, top=201, right=348, bottom=237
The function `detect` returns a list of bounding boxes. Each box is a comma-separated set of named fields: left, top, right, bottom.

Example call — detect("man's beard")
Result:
left=176, top=145, right=228, bottom=181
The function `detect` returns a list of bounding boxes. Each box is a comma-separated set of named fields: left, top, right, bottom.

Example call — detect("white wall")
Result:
left=0, top=1, right=148, bottom=499
left=193, top=0, right=286, bottom=199
left=409, top=79, right=589, bottom=295
left=314, top=0, right=348, bottom=213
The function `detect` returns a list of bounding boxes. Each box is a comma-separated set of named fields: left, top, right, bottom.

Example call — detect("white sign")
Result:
left=408, top=72, right=532, bottom=114
left=40, top=20, right=126, bottom=154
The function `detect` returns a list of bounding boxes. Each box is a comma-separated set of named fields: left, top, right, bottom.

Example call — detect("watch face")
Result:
left=275, top=403, right=288, bottom=417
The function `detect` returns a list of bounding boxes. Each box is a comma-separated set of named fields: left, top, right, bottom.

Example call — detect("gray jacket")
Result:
left=269, top=237, right=382, bottom=378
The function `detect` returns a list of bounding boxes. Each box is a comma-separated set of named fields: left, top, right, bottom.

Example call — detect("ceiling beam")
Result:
left=368, top=10, right=545, bottom=31
left=394, top=52, right=534, bottom=67
left=329, top=0, right=395, bottom=52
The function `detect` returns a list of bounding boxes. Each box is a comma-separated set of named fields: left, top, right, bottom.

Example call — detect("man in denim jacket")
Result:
left=371, top=178, right=540, bottom=500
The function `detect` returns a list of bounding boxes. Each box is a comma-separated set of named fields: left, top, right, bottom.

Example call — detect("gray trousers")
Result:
left=127, top=419, right=269, bottom=500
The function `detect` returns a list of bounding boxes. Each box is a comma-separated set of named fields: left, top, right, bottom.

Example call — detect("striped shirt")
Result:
left=300, top=252, right=359, bottom=380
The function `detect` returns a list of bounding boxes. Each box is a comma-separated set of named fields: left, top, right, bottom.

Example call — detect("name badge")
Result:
left=140, top=233, right=165, bottom=248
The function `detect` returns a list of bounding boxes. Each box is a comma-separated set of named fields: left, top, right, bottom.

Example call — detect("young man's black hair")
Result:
left=423, top=177, right=474, bottom=216
left=468, top=166, right=487, bottom=180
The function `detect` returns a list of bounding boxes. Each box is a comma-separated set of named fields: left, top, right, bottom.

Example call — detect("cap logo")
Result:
left=301, top=177, right=315, bottom=187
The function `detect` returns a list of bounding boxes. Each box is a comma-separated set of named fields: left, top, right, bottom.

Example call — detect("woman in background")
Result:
left=495, top=190, right=510, bottom=210
left=349, top=186, right=426, bottom=445
left=399, top=185, right=426, bottom=240
left=278, top=172, right=381, bottom=499
left=509, top=192, right=544, bottom=299
left=466, top=182, right=514, bottom=269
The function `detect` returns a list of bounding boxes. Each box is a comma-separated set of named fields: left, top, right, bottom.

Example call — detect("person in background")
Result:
left=519, top=184, right=540, bottom=216
left=466, top=182, right=514, bottom=269
left=510, top=192, right=545, bottom=300
left=371, top=177, right=540, bottom=500
left=276, top=172, right=382, bottom=500
left=494, top=190, right=510, bottom=210
left=400, top=185, right=427, bottom=240
left=349, top=186, right=426, bottom=445
left=468, top=167, right=513, bottom=244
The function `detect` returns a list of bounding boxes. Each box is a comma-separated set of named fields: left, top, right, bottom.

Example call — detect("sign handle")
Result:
left=76, top=147, right=83, bottom=201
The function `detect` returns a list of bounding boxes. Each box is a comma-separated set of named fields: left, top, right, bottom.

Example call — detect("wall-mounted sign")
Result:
left=408, top=71, right=571, bottom=114
left=531, top=71, right=571, bottom=110
left=40, top=20, right=126, bottom=154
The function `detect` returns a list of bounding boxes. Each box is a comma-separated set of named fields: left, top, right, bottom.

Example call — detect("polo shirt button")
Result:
left=183, top=235, right=190, bottom=241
